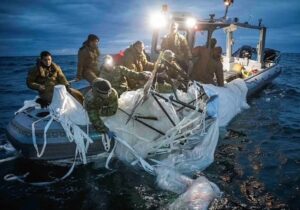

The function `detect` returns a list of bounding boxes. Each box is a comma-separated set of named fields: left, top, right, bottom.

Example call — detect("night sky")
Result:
left=0, top=0, right=299, bottom=56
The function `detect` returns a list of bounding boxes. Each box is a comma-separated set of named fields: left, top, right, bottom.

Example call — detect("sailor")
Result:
left=121, top=41, right=154, bottom=89
left=100, top=55, right=151, bottom=96
left=209, top=38, right=217, bottom=50
left=84, top=78, right=118, bottom=137
left=27, top=51, right=84, bottom=107
left=210, top=47, right=224, bottom=86
left=161, top=22, right=193, bottom=72
left=156, top=50, right=189, bottom=92
left=190, top=38, right=217, bottom=82
left=76, top=34, right=101, bottom=83
left=194, top=46, right=224, bottom=86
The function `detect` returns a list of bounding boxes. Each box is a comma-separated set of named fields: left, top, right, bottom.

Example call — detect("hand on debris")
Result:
left=142, top=71, right=152, bottom=80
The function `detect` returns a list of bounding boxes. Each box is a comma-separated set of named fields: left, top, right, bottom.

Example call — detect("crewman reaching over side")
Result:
left=84, top=78, right=118, bottom=138
left=100, top=55, right=151, bottom=97
left=121, top=41, right=154, bottom=89
left=27, top=51, right=84, bottom=107
left=161, top=22, right=193, bottom=72
left=156, top=50, right=189, bottom=93
left=77, top=34, right=101, bottom=83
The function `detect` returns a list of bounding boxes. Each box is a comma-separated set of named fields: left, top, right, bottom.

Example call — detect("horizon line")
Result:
left=1, top=51, right=300, bottom=58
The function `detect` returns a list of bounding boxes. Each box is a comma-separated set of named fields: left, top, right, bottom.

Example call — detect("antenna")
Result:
left=223, top=0, right=234, bottom=19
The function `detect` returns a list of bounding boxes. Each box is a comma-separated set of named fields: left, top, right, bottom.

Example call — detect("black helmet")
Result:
left=92, top=78, right=112, bottom=95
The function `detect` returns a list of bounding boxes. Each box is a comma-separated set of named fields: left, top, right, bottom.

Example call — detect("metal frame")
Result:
left=151, top=12, right=267, bottom=66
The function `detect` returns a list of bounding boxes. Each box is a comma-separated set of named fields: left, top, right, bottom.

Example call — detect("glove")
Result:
left=142, top=71, right=152, bottom=80
left=107, top=131, right=116, bottom=140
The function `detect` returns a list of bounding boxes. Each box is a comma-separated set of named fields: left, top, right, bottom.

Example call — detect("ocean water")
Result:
left=0, top=54, right=299, bottom=209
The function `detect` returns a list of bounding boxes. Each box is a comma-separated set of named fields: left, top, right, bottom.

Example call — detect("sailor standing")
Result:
left=161, top=22, right=193, bottom=72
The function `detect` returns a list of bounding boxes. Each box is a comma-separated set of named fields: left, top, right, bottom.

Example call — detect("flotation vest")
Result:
left=113, top=50, right=125, bottom=65
left=241, top=69, right=253, bottom=78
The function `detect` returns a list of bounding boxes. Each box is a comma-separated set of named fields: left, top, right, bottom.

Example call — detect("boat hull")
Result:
left=245, top=64, right=282, bottom=96
left=6, top=108, right=106, bottom=160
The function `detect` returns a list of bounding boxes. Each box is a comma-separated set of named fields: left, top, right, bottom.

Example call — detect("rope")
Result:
left=3, top=147, right=78, bottom=186
left=31, top=114, right=51, bottom=158
left=0, top=155, right=19, bottom=164
left=113, top=136, right=155, bottom=175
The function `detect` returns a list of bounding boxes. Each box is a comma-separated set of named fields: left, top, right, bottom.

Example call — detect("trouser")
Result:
left=83, top=69, right=100, bottom=84
left=68, top=88, right=84, bottom=105
left=37, top=88, right=84, bottom=107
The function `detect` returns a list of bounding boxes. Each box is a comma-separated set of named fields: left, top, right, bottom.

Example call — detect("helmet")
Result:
left=162, top=50, right=175, bottom=63
left=92, top=78, right=112, bottom=96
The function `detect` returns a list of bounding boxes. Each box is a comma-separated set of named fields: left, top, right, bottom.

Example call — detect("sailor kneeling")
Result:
left=156, top=50, right=189, bottom=93
left=84, top=78, right=118, bottom=138
left=100, top=55, right=151, bottom=97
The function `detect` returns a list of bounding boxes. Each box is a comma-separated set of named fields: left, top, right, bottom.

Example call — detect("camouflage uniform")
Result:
left=77, top=42, right=100, bottom=83
left=161, top=32, right=192, bottom=69
left=100, top=65, right=147, bottom=96
left=84, top=88, right=118, bottom=133
left=156, top=61, right=188, bottom=93
left=27, top=61, right=84, bottom=105
left=121, top=46, right=154, bottom=89
left=156, top=81, right=173, bottom=93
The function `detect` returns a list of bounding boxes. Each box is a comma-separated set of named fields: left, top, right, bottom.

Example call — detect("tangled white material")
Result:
left=31, top=85, right=93, bottom=164
left=8, top=79, right=248, bottom=209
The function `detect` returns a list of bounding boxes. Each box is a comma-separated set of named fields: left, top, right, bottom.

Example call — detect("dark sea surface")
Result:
left=0, top=54, right=299, bottom=209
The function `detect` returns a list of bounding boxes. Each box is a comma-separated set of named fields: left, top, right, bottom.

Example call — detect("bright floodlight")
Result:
left=150, top=12, right=167, bottom=29
left=104, top=56, right=113, bottom=66
left=186, top=17, right=196, bottom=28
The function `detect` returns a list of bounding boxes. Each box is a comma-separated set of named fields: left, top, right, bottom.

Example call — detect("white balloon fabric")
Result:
left=203, top=78, right=249, bottom=127
left=49, top=85, right=90, bottom=125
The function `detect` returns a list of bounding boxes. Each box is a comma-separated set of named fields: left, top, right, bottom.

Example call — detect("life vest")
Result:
left=113, top=50, right=125, bottom=65
left=241, top=69, right=253, bottom=78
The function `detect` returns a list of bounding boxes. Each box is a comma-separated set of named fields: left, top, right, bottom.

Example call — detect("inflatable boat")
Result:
left=6, top=6, right=281, bottom=165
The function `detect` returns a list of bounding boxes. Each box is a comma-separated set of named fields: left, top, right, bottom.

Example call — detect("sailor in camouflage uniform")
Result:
left=84, top=78, right=118, bottom=136
left=161, top=22, right=193, bottom=71
left=156, top=50, right=189, bottom=93
left=100, top=55, right=151, bottom=96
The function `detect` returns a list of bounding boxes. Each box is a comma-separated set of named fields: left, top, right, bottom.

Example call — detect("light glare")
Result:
left=150, top=13, right=167, bottom=29
left=186, top=18, right=196, bottom=28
